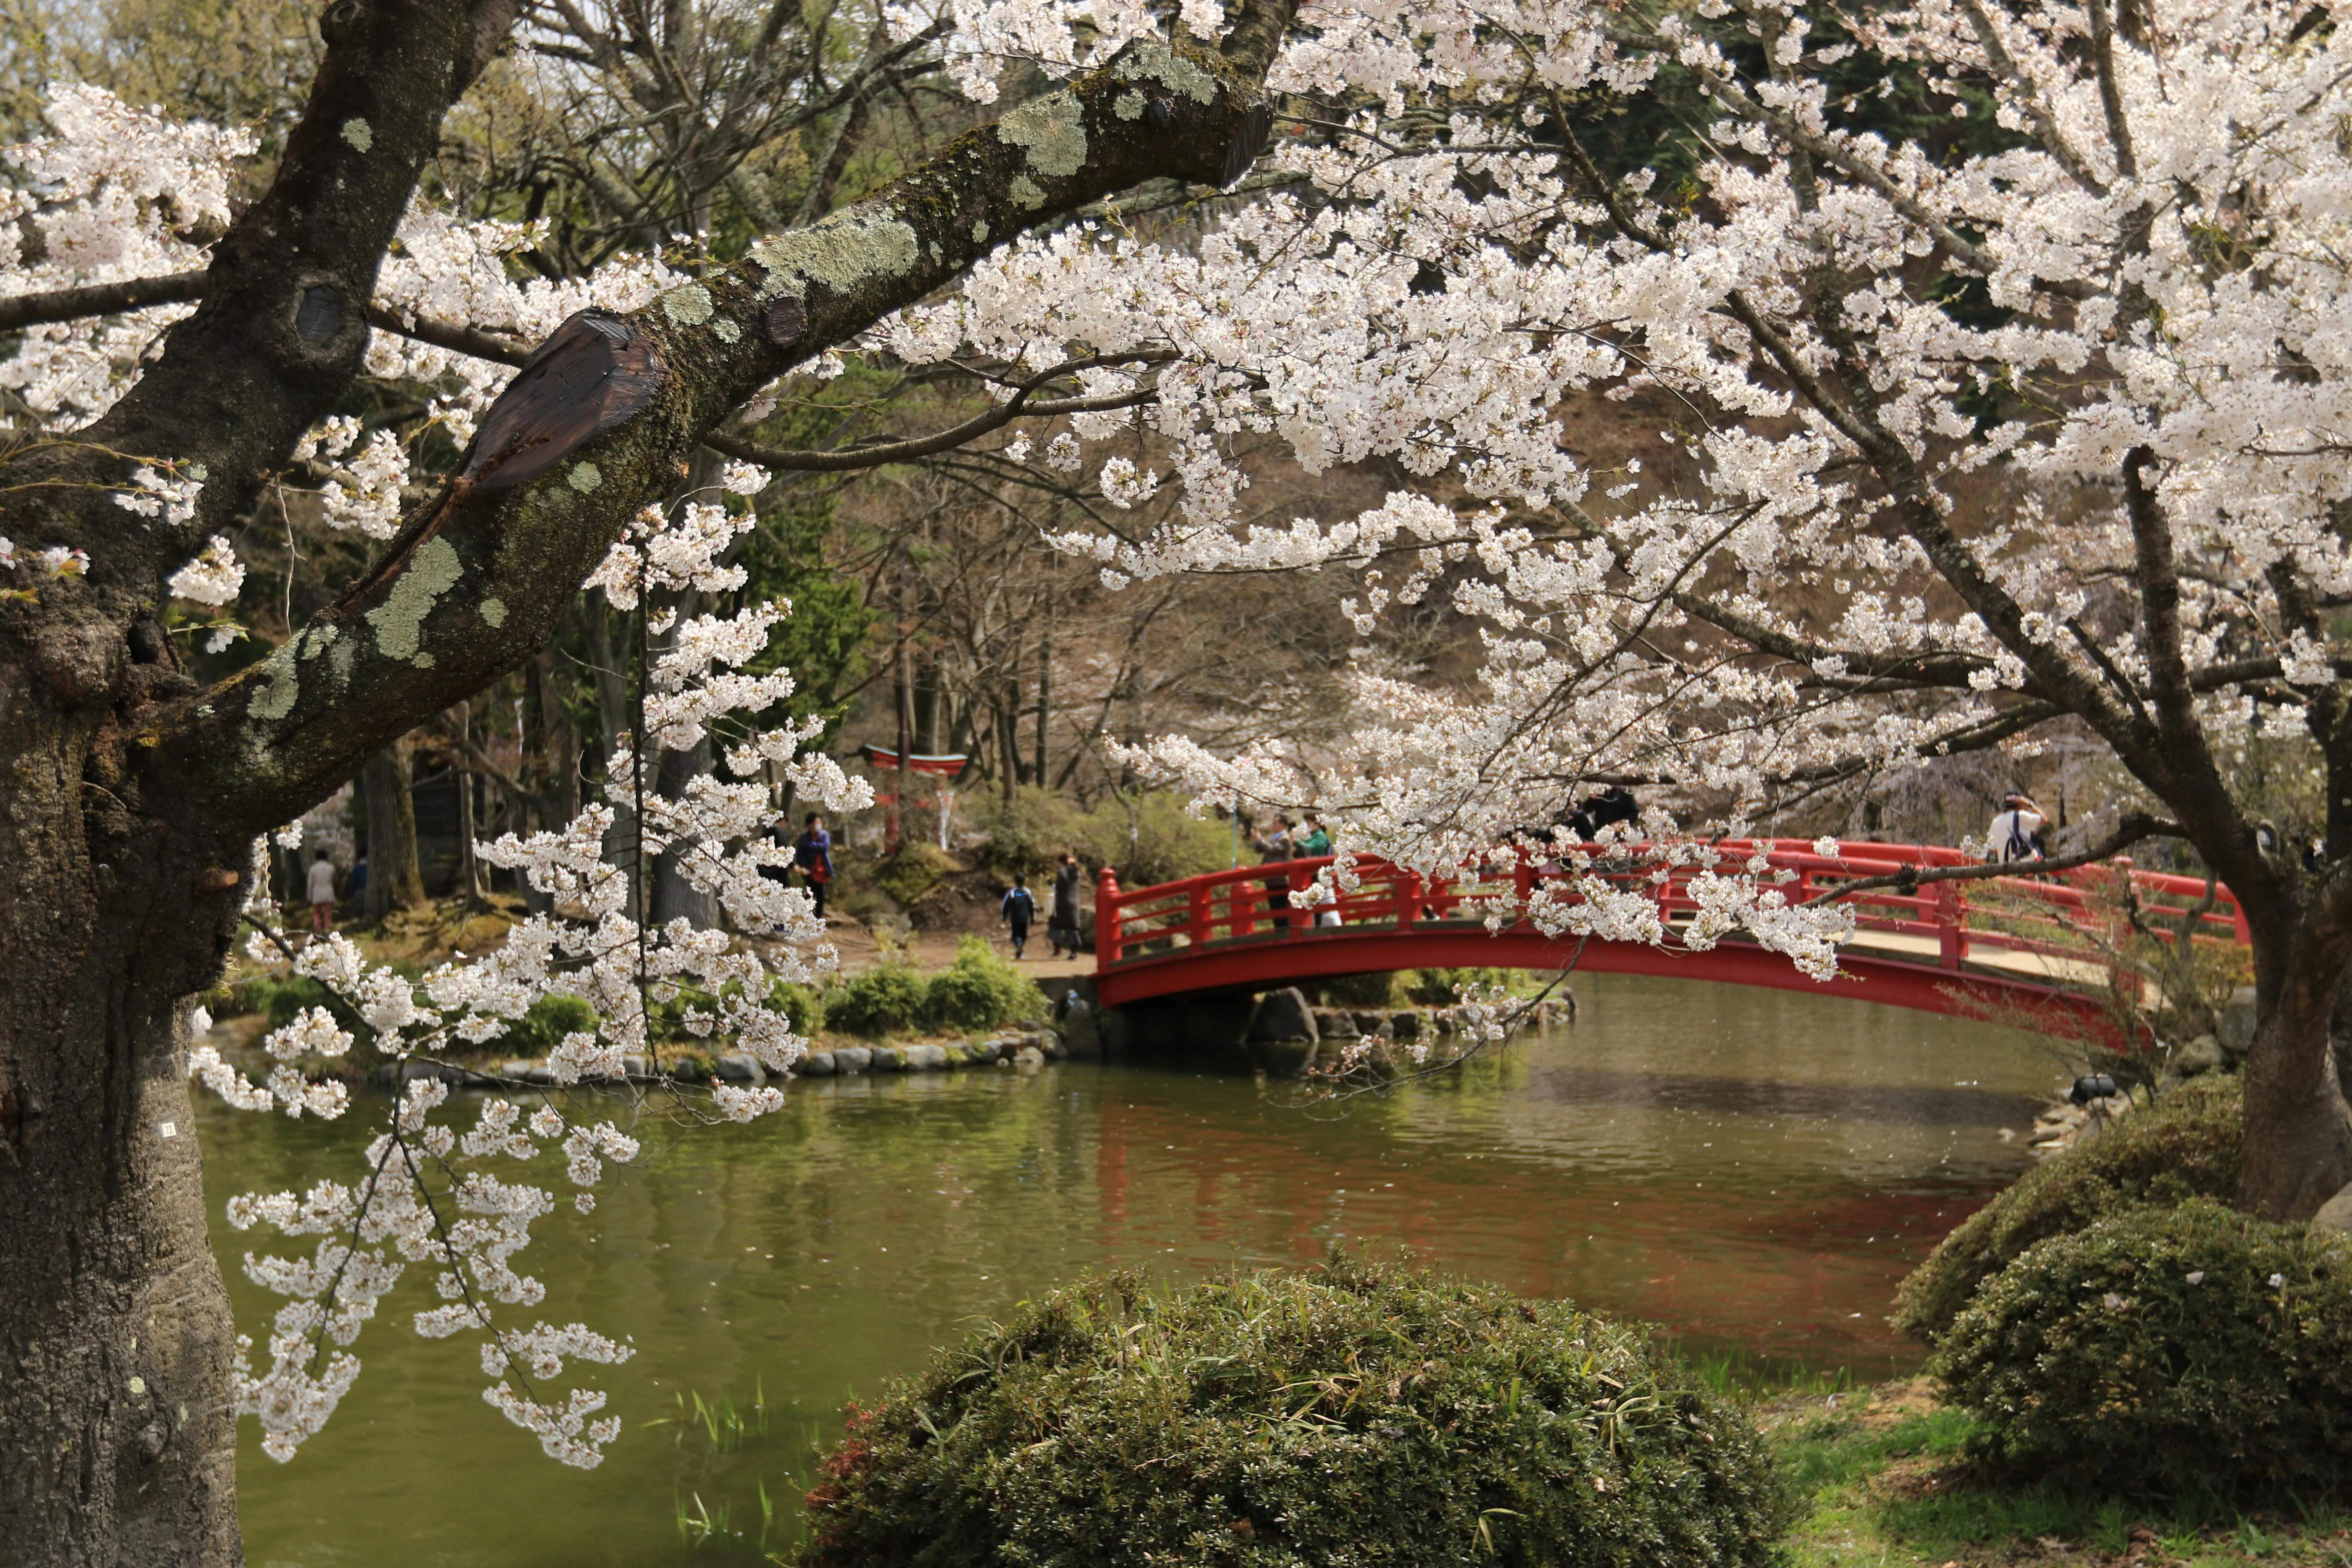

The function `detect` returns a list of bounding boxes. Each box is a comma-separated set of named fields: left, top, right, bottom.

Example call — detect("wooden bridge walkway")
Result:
left=1092, top=839, right=2248, bottom=1028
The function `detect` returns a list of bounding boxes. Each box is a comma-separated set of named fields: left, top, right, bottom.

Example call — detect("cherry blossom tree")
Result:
left=9, top=0, right=2352, bottom=1560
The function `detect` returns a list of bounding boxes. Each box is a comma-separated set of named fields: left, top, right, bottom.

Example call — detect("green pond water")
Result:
left=199, top=971, right=2061, bottom=1567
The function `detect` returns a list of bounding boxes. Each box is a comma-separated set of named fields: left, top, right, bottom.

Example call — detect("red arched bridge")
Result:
left=1092, top=840, right=2251, bottom=1026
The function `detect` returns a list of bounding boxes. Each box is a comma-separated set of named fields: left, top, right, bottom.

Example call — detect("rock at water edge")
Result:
left=1064, top=1000, right=1100, bottom=1056
left=1247, top=988, right=1318, bottom=1044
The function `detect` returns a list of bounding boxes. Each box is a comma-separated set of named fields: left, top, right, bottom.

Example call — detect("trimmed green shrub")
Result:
left=1933, top=1199, right=2352, bottom=1496
left=826, top=966, right=927, bottom=1038
left=499, top=993, right=598, bottom=1055
left=796, top=1256, right=1790, bottom=1568
left=1893, top=1074, right=2242, bottom=1341
left=922, top=936, right=1042, bottom=1033
left=768, top=980, right=824, bottom=1036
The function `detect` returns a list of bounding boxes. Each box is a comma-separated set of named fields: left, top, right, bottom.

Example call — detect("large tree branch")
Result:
left=32, top=0, right=525, bottom=589
left=142, top=12, right=1297, bottom=834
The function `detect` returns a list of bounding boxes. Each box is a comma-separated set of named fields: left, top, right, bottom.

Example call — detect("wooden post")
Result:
left=1398, top=868, right=1419, bottom=930
left=1097, top=866, right=1122, bottom=966
left=1936, top=879, right=1963, bottom=970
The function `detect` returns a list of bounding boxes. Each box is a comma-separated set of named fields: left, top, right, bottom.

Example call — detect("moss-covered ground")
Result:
left=1766, top=1381, right=2352, bottom=1568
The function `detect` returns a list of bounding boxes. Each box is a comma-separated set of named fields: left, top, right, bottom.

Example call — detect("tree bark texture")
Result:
left=0, top=5, right=1294, bottom=1556
left=0, top=717, right=248, bottom=1566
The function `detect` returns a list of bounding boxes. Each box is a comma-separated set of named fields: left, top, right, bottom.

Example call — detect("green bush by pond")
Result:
left=922, top=936, right=1044, bottom=1032
left=1893, top=1074, right=2242, bottom=1341
left=796, top=1256, right=1790, bottom=1568
left=1933, top=1198, right=2352, bottom=1498
left=825, top=965, right=928, bottom=1038
left=498, top=992, right=598, bottom=1055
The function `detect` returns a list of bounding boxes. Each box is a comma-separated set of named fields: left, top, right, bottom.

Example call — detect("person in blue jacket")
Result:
left=1001, top=873, right=1038, bottom=959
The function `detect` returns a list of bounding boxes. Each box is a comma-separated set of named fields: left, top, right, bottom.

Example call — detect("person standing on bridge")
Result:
left=1048, top=851, right=1084, bottom=959
left=1986, top=793, right=2046, bottom=864
left=1002, top=873, right=1038, bottom=959
left=1253, top=817, right=1295, bottom=934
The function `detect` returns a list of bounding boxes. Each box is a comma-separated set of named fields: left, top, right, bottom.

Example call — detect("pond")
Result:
left=200, top=970, right=2059, bottom=1567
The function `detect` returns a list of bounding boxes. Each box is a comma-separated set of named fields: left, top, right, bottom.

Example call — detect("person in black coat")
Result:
left=1049, top=851, right=1084, bottom=958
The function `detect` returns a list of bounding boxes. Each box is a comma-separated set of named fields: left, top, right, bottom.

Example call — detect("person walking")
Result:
left=1253, top=817, right=1295, bottom=934
left=1048, top=851, right=1084, bottom=958
left=793, top=812, right=835, bottom=920
left=305, top=849, right=337, bottom=935
left=1986, top=793, right=2046, bottom=864
left=1002, top=874, right=1038, bottom=959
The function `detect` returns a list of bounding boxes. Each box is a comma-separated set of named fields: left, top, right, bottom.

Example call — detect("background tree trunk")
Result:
left=360, top=744, right=426, bottom=920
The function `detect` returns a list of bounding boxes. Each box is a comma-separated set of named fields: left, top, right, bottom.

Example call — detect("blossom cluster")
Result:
left=192, top=475, right=868, bottom=1466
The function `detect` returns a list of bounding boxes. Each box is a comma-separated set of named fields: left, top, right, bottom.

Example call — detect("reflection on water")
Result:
left=204, top=971, right=2057, bottom=1568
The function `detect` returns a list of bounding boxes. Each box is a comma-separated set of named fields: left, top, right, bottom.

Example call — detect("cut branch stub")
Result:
left=1220, top=101, right=1274, bottom=188
left=457, top=308, right=667, bottom=492
left=765, top=294, right=807, bottom=351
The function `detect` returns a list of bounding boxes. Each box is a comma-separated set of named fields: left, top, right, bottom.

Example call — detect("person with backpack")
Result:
left=1002, top=873, right=1038, bottom=959
left=1986, top=792, right=2046, bottom=864
left=793, top=812, right=835, bottom=919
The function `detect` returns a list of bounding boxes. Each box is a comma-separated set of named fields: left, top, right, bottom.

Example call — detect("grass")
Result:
left=644, top=1381, right=815, bottom=1553
left=1765, top=1381, right=2352, bottom=1568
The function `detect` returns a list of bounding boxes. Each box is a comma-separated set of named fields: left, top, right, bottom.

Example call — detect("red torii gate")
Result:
left=1091, top=839, right=2251, bottom=1027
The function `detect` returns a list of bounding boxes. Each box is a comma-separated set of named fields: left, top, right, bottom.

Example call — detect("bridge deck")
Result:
left=1092, top=840, right=2242, bottom=1024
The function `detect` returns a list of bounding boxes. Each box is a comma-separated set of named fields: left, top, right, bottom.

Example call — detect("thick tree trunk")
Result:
left=360, top=744, right=426, bottom=920
left=2241, top=915, right=2352, bottom=1218
left=0, top=712, right=248, bottom=1566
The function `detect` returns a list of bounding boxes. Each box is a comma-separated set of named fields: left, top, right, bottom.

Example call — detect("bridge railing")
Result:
left=1095, top=839, right=2248, bottom=978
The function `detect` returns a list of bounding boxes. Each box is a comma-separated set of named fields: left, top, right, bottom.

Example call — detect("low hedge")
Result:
left=796, top=1257, right=1789, bottom=1568
left=1933, top=1199, right=2352, bottom=1496
left=922, top=936, right=1043, bottom=1033
left=825, top=965, right=927, bottom=1038
left=1893, top=1074, right=2242, bottom=1341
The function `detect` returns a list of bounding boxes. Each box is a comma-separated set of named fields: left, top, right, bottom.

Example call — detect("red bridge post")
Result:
left=1097, top=867, right=1122, bottom=966
left=1936, top=879, right=1964, bottom=970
